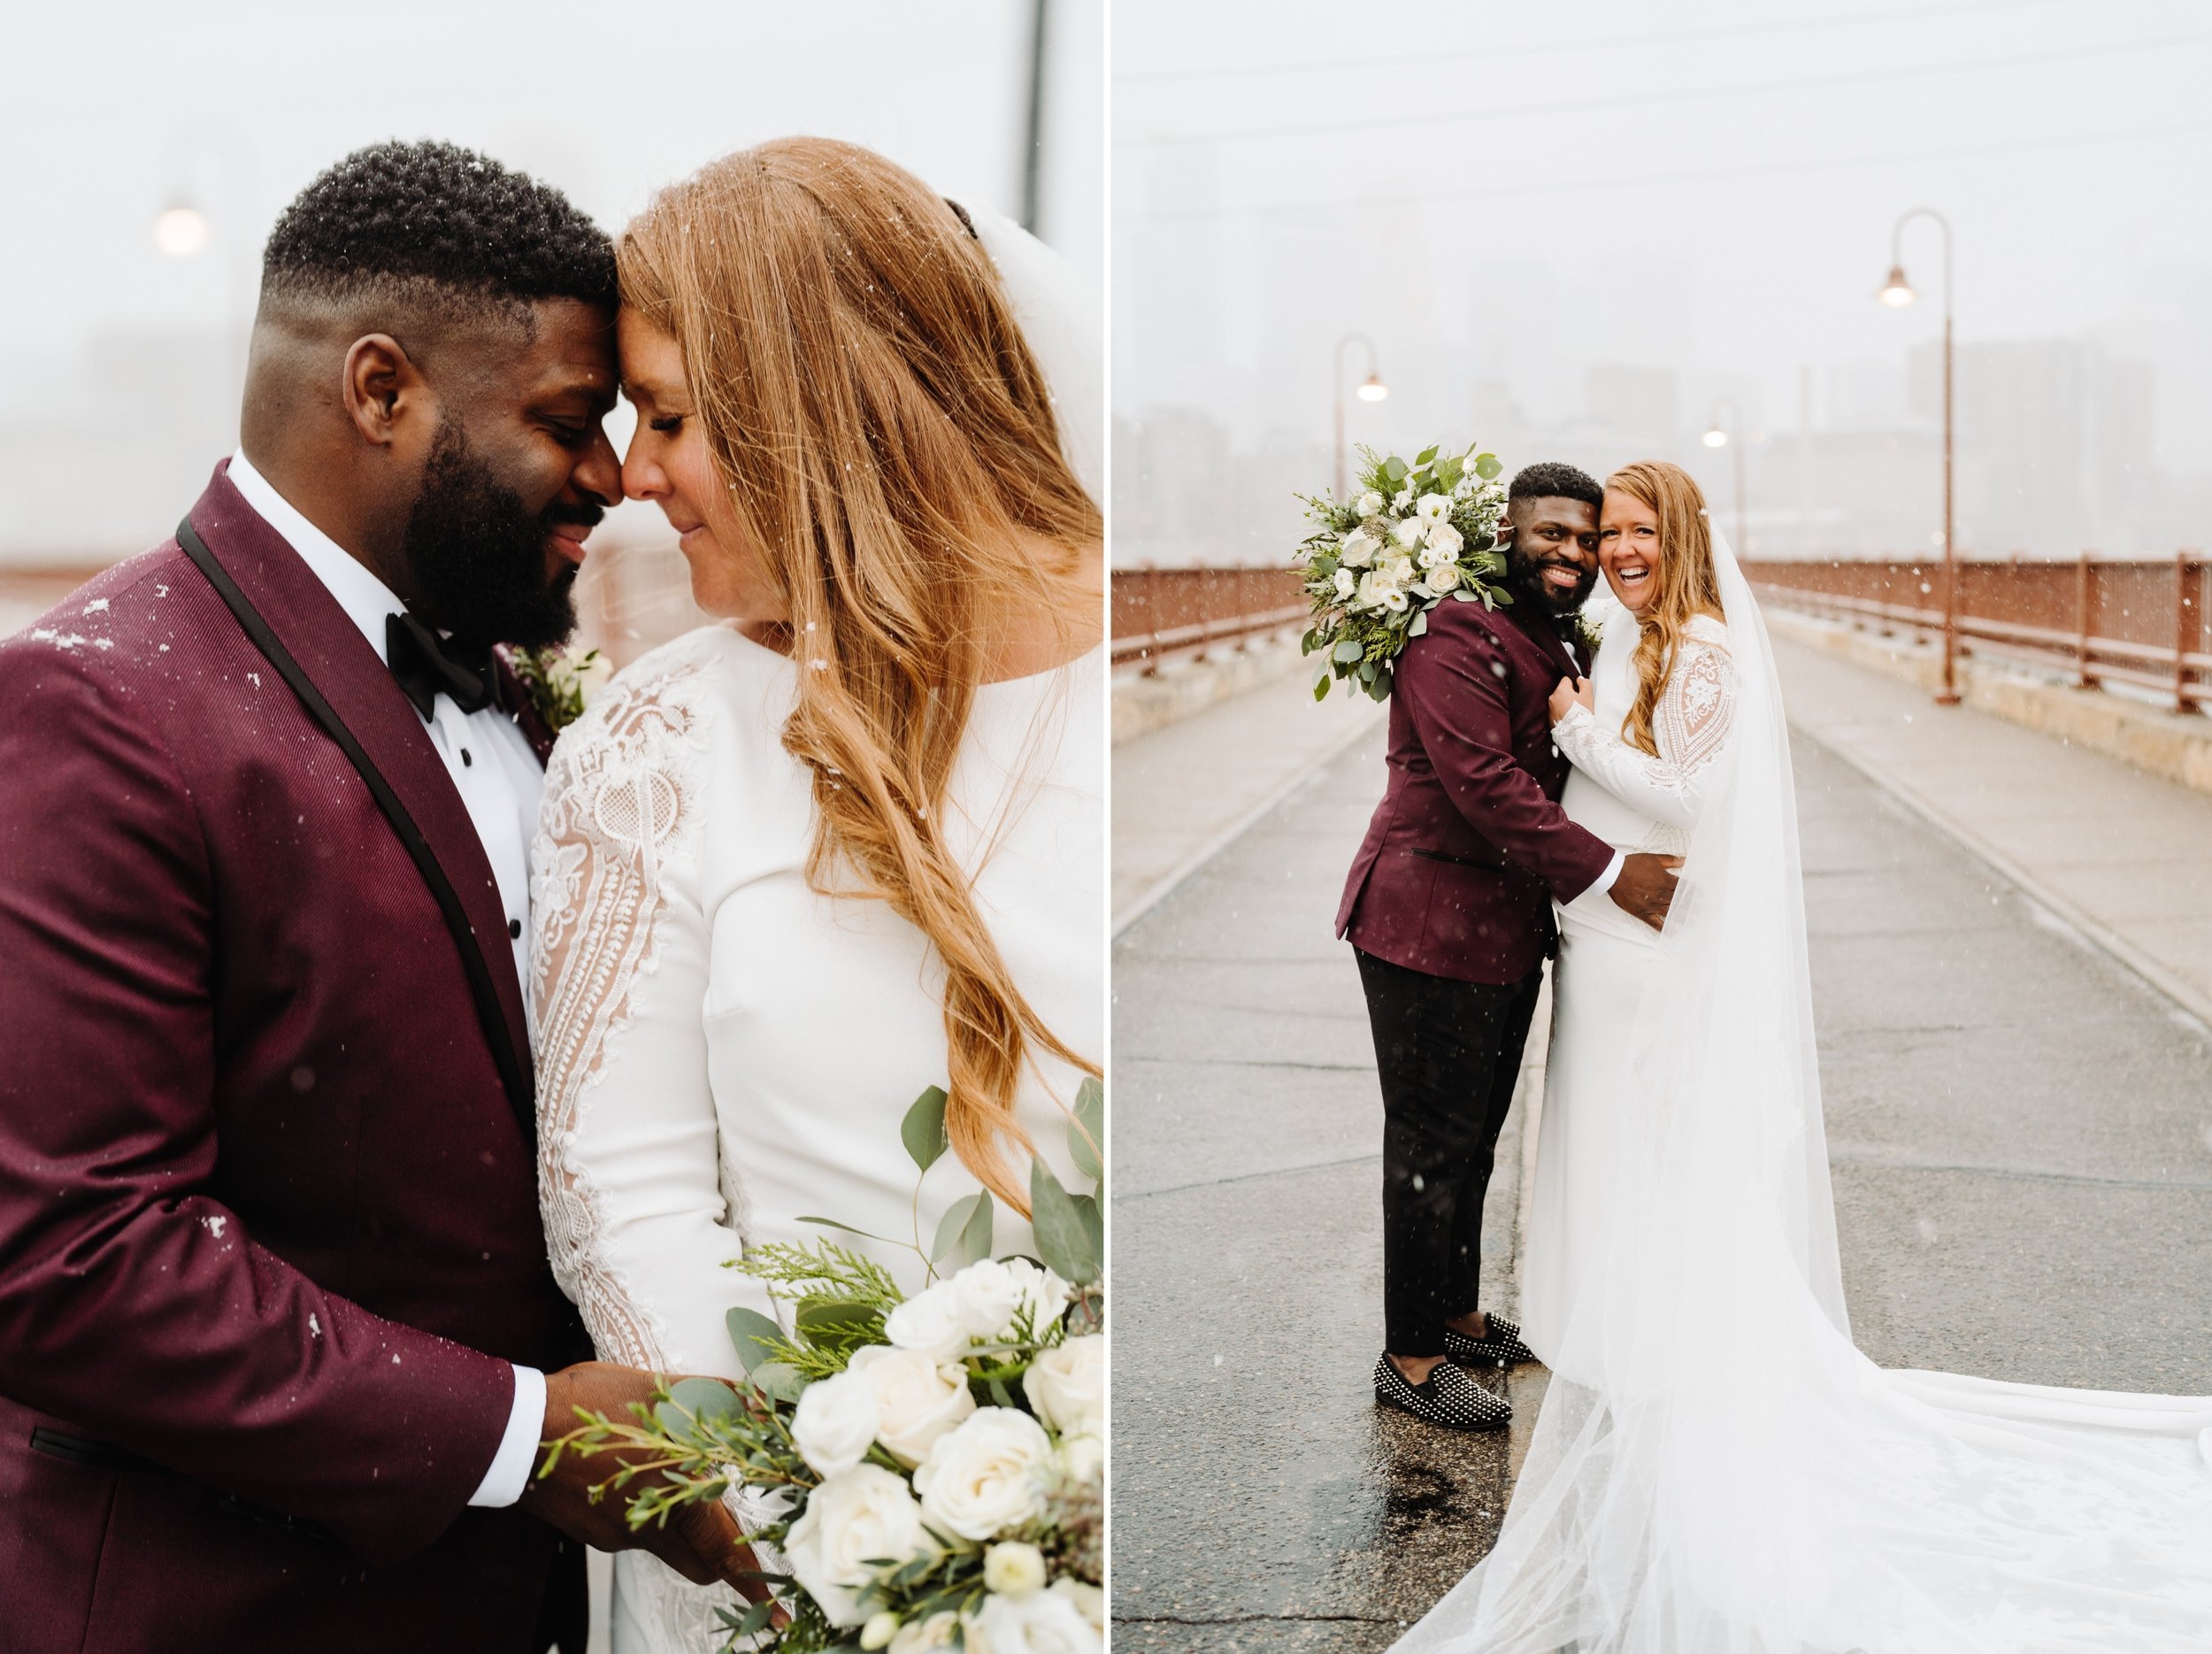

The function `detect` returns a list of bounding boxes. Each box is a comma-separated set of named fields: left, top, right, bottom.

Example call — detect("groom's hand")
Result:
left=1609, top=851, right=1681, bottom=932
left=520, top=1361, right=771, bottom=1603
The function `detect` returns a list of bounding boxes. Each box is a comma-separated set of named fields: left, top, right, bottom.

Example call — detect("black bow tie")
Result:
left=386, top=612, right=494, bottom=720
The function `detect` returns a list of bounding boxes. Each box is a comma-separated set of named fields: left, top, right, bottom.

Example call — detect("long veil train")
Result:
left=1398, top=531, right=2212, bottom=1653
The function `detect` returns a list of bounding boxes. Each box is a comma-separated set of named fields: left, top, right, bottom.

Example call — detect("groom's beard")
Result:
left=397, top=418, right=595, bottom=652
left=1508, top=542, right=1598, bottom=619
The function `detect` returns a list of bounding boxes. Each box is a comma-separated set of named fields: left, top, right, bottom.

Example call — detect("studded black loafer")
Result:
left=1373, top=1353, right=1512, bottom=1431
left=1443, top=1314, right=1537, bottom=1371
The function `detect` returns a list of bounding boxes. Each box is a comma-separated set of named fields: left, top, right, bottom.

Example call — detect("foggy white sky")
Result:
left=0, top=0, right=1102, bottom=558
left=1112, top=0, right=2212, bottom=559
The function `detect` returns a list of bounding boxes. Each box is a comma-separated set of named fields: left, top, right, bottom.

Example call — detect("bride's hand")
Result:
left=1549, top=675, right=1594, bottom=724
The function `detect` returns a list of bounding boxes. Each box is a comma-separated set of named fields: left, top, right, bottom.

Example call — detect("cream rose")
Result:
left=964, top=1586, right=1098, bottom=1654
left=946, top=1258, right=1071, bottom=1342
left=848, top=1343, right=976, bottom=1468
left=1356, top=489, right=1386, bottom=516
left=1024, top=1335, right=1104, bottom=1437
left=889, top=1612, right=961, bottom=1654
left=1391, top=516, right=1425, bottom=550
left=884, top=1282, right=971, bottom=1364
left=1049, top=1579, right=1105, bottom=1631
left=791, top=1368, right=880, bottom=1479
left=1333, top=566, right=1356, bottom=599
left=1338, top=527, right=1379, bottom=569
left=1056, top=1430, right=1103, bottom=1486
left=1425, top=520, right=1463, bottom=558
left=1428, top=562, right=1463, bottom=594
left=913, top=1407, right=1051, bottom=1542
left=784, top=1465, right=929, bottom=1628
left=983, top=1539, right=1048, bottom=1596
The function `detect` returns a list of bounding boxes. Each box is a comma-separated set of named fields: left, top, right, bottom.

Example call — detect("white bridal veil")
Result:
left=1399, top=530, right=2212, bottom=1654
left=968, top=204, right=1104, bottom=506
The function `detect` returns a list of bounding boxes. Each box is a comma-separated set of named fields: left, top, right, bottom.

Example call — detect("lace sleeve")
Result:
left=1551, top=630, right=1739, bottom=832
left=530, top=665, right=764, bottom=1379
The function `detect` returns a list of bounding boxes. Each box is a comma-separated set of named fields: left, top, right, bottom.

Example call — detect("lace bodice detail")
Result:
left=1552, top=612, right=1736, bottom=839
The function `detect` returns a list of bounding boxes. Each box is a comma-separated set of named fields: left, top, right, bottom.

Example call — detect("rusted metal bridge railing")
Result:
left=1110, top=565, right=1305, bottom=674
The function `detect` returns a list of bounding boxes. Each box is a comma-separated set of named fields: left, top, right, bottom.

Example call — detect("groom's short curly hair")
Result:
left=1509, top=462, right=1604, bottom=508
left=259, top=139, right=615, bottom=330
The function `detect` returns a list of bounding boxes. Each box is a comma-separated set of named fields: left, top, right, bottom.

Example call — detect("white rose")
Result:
left=1354, top=569, right=1394, bottom=612
left=1428, top=561, right=1463, bottom=593
left=889, top=1612, right=961, bottom=1654
left=1392, top=487, right=1413, bottom=511
left=1049, top=1579, right=1105, bottom=1631
left=964, top=1587, right=1099, bottom=1654
left=848, top=1343, right=976, bottom=1468
left=1056, top=1430, right=1103, bottom=1486
left=1416, top=491, right=1449, bottom=522
left=1425, top=520, right=1463, bottom=558
left=784, top=1465, right=929, bottom=1628
left=884, top=1282, right=971, bottom=1364
left=791, top=1369, right=880, bottom=1479
left=983, top=1539, right=1048, bottom=1596
left=1338, top=527, right=1378, bottom=569
left=913, top=1407, right=1051, bottom=1542
left=1333, top=566, right=1356, bottom=599
left=1391, top=516, right=1425, bottom=550
left=1357, top=490, right=1385, bottom=516
left=1382, top=553, right=1417, bottom=588
left=944, top=1258, right=1070, bottom=1342
left=1023, top=1335, right=1104, bottom=1437
left=863, top=1613, right=902, bottom=1650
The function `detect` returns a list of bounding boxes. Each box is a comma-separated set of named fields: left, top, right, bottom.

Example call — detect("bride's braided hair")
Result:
left=617, top=138, right=1102, bottom=1216
left=1606, top=461, right=1724, bottom=759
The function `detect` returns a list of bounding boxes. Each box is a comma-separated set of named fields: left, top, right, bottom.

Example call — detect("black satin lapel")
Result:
left=175, top=484, right=535, bottom=1144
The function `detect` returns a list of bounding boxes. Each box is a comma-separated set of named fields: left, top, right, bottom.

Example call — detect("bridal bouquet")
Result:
left=546, top=1081, right=1106, bottom=1654
left=1295, top=442, right=1511, bottom=701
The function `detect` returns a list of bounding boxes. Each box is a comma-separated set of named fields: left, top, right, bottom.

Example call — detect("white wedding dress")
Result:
left=527, top=205, right=1103, bottom=1653
left=1402, top=541, right=2212, bottom=1654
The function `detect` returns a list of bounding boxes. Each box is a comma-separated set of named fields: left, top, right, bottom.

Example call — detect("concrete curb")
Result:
left=1769, top=610, right=2212, bottom=799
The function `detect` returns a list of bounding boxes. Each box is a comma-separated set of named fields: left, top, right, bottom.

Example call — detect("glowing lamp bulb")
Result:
left=1702, top=427, right=1729, bottom=449
left=1877, top=264, right=1916, bottom=307
left=1356, top=373, right=1389, bottom=404
left=153, top=205, right=211, bottom=258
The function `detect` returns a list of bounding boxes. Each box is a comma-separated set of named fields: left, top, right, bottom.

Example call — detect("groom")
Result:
left=1338, top=461, right=1676, bottom=1430
left=0, top=143, right=757, bottom=1650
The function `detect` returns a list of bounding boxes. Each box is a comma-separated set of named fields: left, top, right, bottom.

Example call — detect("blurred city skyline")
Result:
left=0, top=0, right=1102, bottom=564
left=1113, top=0, right=2212, bottom=565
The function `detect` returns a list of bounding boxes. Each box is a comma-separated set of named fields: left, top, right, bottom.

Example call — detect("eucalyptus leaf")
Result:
left=1474, top=452, right=1503, bottom=480
left=735, top=1598, right=777, bottom=1637
left=901, top=1085, right=950, bottom=1174
left=932, top=1190, right=995, bottom=1269
left=1368, top=665, right=1394, bottom=702
left=749, top=1359, right=810, bottom=1406
left=1332, top=639, right=1363, bottom=664
left=726, top=1306, right=785, bottom=1374
left=1073, top=1191, right=1103, bottom=1265
left=1415, top=443, right=1439, bottom=467
left=1029, top=1159, right=1102, bottom=1284
left=1357, top=659, right=1376, bottom=684
left=1409, top=610, right=1430, bottom=639
left=1314, top=676, right=1332, bottom=702
left=1071, top=1077, right=1104, bottom=1185
left=1383, top=457, right=1408, bottom=483
left=657, top=1376, right=743, bottom=1440
left=1300, top=628, right=1317, bottom=657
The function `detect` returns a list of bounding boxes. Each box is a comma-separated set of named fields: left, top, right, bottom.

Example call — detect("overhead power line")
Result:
left=1119, top=28, right=2212, bottom=150
left=1120, top=115, right=2212, bottom=225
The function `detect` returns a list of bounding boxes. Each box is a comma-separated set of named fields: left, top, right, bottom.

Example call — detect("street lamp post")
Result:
left=1878, top=207, right=1959, bottom=705
left=1701, top=398, right=1747, bottom=556
left=1333, top=332, right=1387, bottom=499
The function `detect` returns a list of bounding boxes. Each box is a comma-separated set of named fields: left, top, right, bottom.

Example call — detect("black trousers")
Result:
left=1356, top=949, right=1545, bottom=1356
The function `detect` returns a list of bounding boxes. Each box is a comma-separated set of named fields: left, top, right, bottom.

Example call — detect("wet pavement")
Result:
left=1111, top=681, right=2212, bottom=1650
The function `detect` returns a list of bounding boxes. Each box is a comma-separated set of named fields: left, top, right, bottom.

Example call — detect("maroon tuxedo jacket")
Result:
left=0, top=466, right=585, bottom=1652
left=1337, top=592, right=1616, bottom=984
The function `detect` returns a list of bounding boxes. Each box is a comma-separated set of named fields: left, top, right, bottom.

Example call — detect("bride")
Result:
left=528, top=139, right=1102, bottom=1650
left=1402, top=461, right=2212, bottom=1652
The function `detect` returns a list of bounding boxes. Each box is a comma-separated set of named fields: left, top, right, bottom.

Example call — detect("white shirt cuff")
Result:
left=1597, top=849, right=1625, bottom=895
left=468, top=1364, right=546, bottom=1508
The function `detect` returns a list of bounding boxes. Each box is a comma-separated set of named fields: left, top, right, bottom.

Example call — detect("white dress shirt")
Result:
left=227, top=450, right=546, bottom=1510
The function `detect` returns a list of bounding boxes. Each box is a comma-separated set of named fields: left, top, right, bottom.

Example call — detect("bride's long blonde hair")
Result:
left=1606, top=460, right=1724, bottom=759
left=618, top=137, right=1102, bottom=1215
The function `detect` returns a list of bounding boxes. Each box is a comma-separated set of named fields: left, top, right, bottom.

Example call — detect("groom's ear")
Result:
left=341, top=333, right=432, bottom=451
